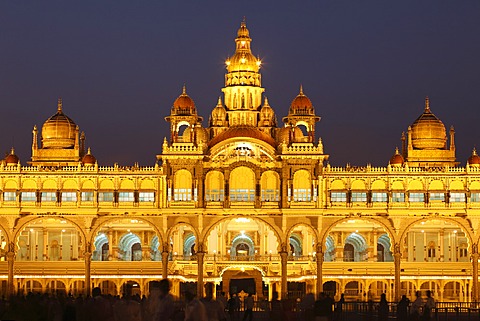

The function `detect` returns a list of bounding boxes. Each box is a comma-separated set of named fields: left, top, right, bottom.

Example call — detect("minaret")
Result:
left=222, top=20, right=265, bottom=127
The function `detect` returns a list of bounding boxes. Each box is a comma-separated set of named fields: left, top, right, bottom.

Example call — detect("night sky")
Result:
left=1, top=1, right=480, bottom=166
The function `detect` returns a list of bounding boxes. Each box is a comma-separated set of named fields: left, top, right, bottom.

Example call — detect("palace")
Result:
left=1, top=21, right=479, bottom=303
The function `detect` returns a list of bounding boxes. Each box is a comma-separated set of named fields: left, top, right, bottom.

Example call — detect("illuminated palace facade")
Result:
left=1, top=22, right=480, bottom=303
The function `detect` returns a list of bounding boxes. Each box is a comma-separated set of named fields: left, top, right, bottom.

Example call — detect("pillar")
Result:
left=472, top=244, right=479, bottom=302
left=162, top=245, right=169, bottom=280
left=85, top=244, right=92, bottom=296
left=280, top=250, right=288, bottom=299
left=43, top=228, right=48, bottom=260
left=7, top=242, right=15, bottom=297
left=439, top=229, right=444, bottom=261
left=316, top=244, right=323, bottom=298
left=108, top=229, right=113, bottom=259
left=394, top=243, right=401, bottom=302
left=373, top=230, right=378, bottom=261
left=197, top=250, right=205, bottom=298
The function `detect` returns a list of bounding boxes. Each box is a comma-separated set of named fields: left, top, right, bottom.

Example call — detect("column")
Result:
left=85, top=243, right=92, bottom=296
left=373, top=230, right=378, bottom=261
left=162, top=244, right=169, bottom=280
left=197, top=250, right=205, bottom=298
left=394, top=243, right=402, bottom=302
left=7, top=242, right=15, bottom=297
left=280, top=250, right=288, bottom=299
left=316, top=244, right=324, bottom=298
left=43, top=228, right=48, bottom=260
left=439, top=229, right=444, bottom=261
left=108, top=229, right=113, bottom=259
left=472, top=244, right=479, bottom=302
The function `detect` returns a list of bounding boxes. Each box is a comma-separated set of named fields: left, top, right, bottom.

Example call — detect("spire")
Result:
left=395, top=147, right=400, bottom=155
left=57, top=97, right=63, bottom=113
left=10, top=147, right=15, bottom=155
left=217, top=96, right=222, bottom=106
left=299, top=84, right=304, bottom=95
left=263, top=96, right=269, bottom=106
left=87, top=147, right=91, bottom=155
left=473, top=148, right=478, bottom=156
left=424, top=96, right=430, bottom=112
left=182, top=84, right=187, bottom=95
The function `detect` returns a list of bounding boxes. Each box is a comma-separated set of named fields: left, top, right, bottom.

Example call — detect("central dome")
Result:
left=411, top=97, right=446, bottom=150
left=41, top=98, right=77, bottom=149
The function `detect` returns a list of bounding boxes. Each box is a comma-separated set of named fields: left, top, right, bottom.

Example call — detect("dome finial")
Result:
left=182, top=84, right=187, bottom=95
left=87, top=147, right=91, bottom=155
left=264, top=96, right=269, bottom=106
left=57, top=97, right=63, bottom=113
left=299, top=84, right=304, bottom=95
left=395, top=147, right=400, bottom=155
left=10, top=147, right=15, bottom=155
left=473, top=147, right=477, bottom=156
left=242, top=16, right=246, bottom=25
left=424, top=96, right=430, bottom=112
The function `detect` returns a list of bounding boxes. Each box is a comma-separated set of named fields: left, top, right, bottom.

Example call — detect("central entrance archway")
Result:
left=221, top=268, right=263, bottom=298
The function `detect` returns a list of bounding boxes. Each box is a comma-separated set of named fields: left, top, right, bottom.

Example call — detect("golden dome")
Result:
left=208, top=126, right=277, bottom=148
left=260, top=97, right=275, bottom=120
left=389, top=147, right=404, bottom=166
left=276, top=127, right=291, bottom=144
left=468, top=148, right=480, bottom=166
left=211, top=97, right=227, bottom=121
left=226, top=21, right=261, bottom=74
left=4, top=147, right=19, bottom=165
left=172, top=86, right=197, bottom=115
left=194, top=125, right=209, bottom=144
left=410, top=97, right=447, bottom=150
left=82, top=148, right=96, bottom=166
left=41, top=98, right=77, bottom=149
left=289, top=86, right=314, bottom=115
left=237, top=20, right=249, bottom=38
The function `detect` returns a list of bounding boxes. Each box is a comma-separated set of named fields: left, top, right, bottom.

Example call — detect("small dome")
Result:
left=42, top=98, right=77, bottom=149
left=389, top=148, right=404, bottom=166
left=82, top=148, right=96, bottom=166
left=276, top=127, right=291, bottom=144
left=4, top=147, right=19, bottom=165
left=289, top=86, right=314, bottom=115
left=172, top=86, right=196, bottom=115
left=194, top=125, right=209, bottom=144
left=237, top=20, right=249, bottom=38
left=208, top=126, right=276, bottom=148
left=211, top=97, right=227, bottom=122
left=292, top=126, right=305, bottom=142
left=411, top=97, right=447, bottom=150
left=468, top=148, right=480, bottom=166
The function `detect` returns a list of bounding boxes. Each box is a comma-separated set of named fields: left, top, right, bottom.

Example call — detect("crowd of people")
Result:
left=0, top=282, right=437, bottom=321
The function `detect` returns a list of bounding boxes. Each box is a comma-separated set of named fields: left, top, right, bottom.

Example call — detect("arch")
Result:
left=320, top=217, right=397, bottom=251
left=400, top=218, right=473, bottom=248
left=260, top=170, right=280, bottom=201
left=429, top=180, right=445, bottom=190
left=231, top=233, right=255, bottom=257
left=219, top=265, right=266, bottom=277
left=63, top=179, right=78, bottom=190
left=377, top=234, right=393, bottom=261
left=21, top=179, right=37, bottom=190
left=205, top=170, right=225, bottom=202
left=371, top=179, right=386, bottom=190
left=90, top=217, right=164, bottom=248
left=174, top=169, right=192, bottom=201
left=449, top=180, right=465, bottom=190
left=391, top=180, right=404, bottom=190
left=285, top=222, right=319, bottom=246
left=344, top=233, right=368, bottom=262
left=230, top=166, right=255, bottom=201
left=469, top=181, right=480, bottom=191
left=0, top=223, right=10, bottom=245
left=4, top=179, right=18, bottom=190
left=41, top=179, right=57, bottom=190
left=118, top=232, right=142, bottom=261
left=81, top=180, right=95, bottom=190
left=183, top=233, right=196, bottom=256
left=166, top=222, right=200, bottom=250
left=330, top=179, right=346, bottom=190
left=289, top=233, right=302, bottom=256
left=293, top=170, right=310, bottom=190
left=324, top=235, right=335, bottom=261
left=140, top=179, right=155, bottom=190
left=408, top=180, right=424, bottom=191
left=120, top=179, right=135, bottom=190
left=99, top=179, right=114, bottom=190
left=150, top=235, right=161, bottom=261
left=93, top=233, right=109, bottom=261
left=14, top=216, right=86, bottom=249
left=200, top=216, right=283, bottom=249
left=351, top=179, right=366, bottom=190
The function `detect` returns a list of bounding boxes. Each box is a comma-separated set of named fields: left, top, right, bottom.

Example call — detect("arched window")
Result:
left=293, top=170, right=311, bottom=202
left=174, top=169, right=193, bottom=201
left=427, top=241, right=436, bottom=258
left=343, top=243, right=354, bottom=262
left=205, top=171, right=225, bottom=202
left=230, top=167, right=255, bottom=202
left=261, top=171, right=280, bottom=201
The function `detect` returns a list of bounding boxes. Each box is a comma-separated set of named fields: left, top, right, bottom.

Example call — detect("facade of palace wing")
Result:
left=0, top=21, right=479, bottom=303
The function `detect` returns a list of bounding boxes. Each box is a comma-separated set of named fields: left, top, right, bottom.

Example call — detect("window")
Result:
left=3, top=192, right=16, bottom=202
left=429, top=192, right=445, bottom=201
left=262, top=189, right=279, bottom=201
left=21, top=192, right=36, bottom=202
left=118, top=192, right=134, bottom=202
left=81, top=192, right=94, bottom=202
left=351, top=192, right=367, bottom=202
left=139, top=192, right=155, bottom=202
left=392, top=192, right=405, bottom=202
left=450, top=192, right=465, bottom=203
left=372, top=192, right=387, bottom=202
left=62, top=192, right=77, bottom=202
left=471, top=193, right=480, bottom=202
left=230, top=189, right=255, bottom=202
left=293, top=188, right=311, bottom=202
left=331, top=192, right=347, bottom=202
left=409, top=193, right=424, bottom=202
left=174, top=188, right=191, bottom=201
left=42, top=192, right=56, bottom=202
left=99, top=192, right=114, bottom=202
left=206, top=189, right=224, bottom=202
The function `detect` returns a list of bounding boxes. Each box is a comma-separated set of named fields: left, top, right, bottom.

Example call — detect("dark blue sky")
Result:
left=1, top=1, right=480, bottom=166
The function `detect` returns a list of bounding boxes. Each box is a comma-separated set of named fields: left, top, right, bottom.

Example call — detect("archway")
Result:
left=15, top=217, right=84, bottom=261
left=231, top=233, right=255, bottom=260
left=401, top=219, right=470, bottom=262
left=286, top=223, right=318, bottom=260
left=344, top=233, right=367, bottom=262
left=118, top=233, right=142, bottom=261
left=168, top=224, right=198, bottom=260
